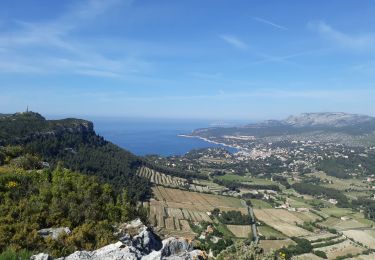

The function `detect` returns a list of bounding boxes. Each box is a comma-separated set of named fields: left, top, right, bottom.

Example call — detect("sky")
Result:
left=1, top=0, right=375, bottom=120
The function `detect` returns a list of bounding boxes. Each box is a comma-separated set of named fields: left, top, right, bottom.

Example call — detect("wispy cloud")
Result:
left=219, top=34, right=248, bottom=50
left=0, top=0, right=144, bottom=78
left=309, top=21, right=375, bottom=50
left=249, top=48, right=328, bottom=65
left=74, top=88, right=375, bottom=103
left=253, top=17, right=287, bottom=30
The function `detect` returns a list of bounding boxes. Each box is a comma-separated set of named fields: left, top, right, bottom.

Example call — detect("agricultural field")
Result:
left=304, top=232, right=338, bottom=242
left=254, top=209, right=318, bottom=237
left=137, top=166, right=188, bottom=188
left=226, top=225, right=252, bottom=238
left=149, top=186, right=248, bottom=238
left=306, top=172, right=371, bottom=192
left=350, top=253, right=375, bottom=260
left=314, top=239, right=365, bottom=259
left=138, top=166, right=223, bottom=193
left=292, top=253, right=322, bottom=260
left=257, top=225, right=286, bottom=239
left=343, top=229, right=375, bottom=249
left=216, top=174, right=251, bottom=182
left=249, top=199, right=273, bottom=209
left=259, top=239, right=295, bottom=252
left=320, top=217, right=369, bottom=231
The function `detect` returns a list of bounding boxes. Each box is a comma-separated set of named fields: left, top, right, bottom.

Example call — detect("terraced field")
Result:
left=253, top=209, right=320, bottom=237
left=149, top=186, right=248, bottom=238
left=343, top=229, right=375, bottom=249
left=314, top=239, right=365, bottom=259
left=137, top=166, right=189, bottom=188
left=138, top=166, right=224, bottom=193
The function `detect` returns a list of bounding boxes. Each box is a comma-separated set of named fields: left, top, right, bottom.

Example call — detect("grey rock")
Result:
left=38, top=227, right=71, bottom=240
left=31, top=219, right=207, bottom=260
left=132, top=226, right=162, bottom=254
left=161, top=237, right=193, bottom=257
left=31, top=253, right=52, bottom=260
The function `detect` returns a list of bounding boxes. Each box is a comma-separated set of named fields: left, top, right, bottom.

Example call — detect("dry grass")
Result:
left=226, top=225, right=252, bottom=238
left=343, top=229, right=375, bottom=249
left=254, top=209, right=312, bottom=237
left=317, top=240, right=365, bottom=259
left=259, top=239, right=295, bottom=252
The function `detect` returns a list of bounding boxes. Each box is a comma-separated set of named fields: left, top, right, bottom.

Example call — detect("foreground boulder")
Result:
left=31, top=219, right=207, bottom=260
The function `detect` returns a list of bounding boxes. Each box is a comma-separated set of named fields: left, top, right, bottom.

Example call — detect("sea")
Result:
left=90, top=117, right=247, bottom=157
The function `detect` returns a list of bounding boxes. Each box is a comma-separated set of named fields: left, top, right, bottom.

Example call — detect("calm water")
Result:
left=91, top=118, right=244, bottom=156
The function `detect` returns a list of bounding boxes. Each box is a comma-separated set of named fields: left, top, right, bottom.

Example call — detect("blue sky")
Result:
left=1, top=0, right=375, bottom=120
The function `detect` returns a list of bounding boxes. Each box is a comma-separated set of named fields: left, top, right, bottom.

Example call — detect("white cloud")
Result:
left=253, top=17, right=287, bottom=30
left=309, top=21, right=375, bottom=50
left=219, top=34, right=248, bottom=50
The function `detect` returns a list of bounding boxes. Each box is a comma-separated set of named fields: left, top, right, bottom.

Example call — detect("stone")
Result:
left=38, top=227, right=71, bottom=240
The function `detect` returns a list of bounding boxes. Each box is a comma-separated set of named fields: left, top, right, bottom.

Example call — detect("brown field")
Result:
left=253, top=209, right=312, bottom=237
left=304, top=232, right=338, bottom=242
left=259, top=239, right=295, bottom=252
left=320, top=217, right=371, bottom=231
left=350, top=253, right=375, bottom=260
left=226, top=225, right=252, bottom=238
left=292, top=253, right=323, bottom=260
left=153, top=186, right=246, bottom=212
left=149, top=186, right=247, bottom=238
left=343, top=229, right=375, bottom=249
left=317, top=240, right=365, bottom=259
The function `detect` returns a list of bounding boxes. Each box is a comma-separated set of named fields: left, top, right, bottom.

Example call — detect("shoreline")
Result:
left=178, top=134, right=242, bottom=151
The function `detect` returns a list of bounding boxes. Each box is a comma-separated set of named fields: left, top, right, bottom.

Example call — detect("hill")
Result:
left=0, top=111, right=150, bottom=201
left=191, top=112, right=375, bottom=146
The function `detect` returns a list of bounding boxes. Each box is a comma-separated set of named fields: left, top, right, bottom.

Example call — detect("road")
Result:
left=241, top=199, right=259, bottom=244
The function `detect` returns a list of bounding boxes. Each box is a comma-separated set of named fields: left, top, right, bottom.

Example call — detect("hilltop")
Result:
left=0, top=111, right=150, bottom=201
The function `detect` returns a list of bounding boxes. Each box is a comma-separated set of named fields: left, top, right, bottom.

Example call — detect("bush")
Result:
left=314, top=250, right=328, bottom=259
left=0, top=249, right=32, bottom=260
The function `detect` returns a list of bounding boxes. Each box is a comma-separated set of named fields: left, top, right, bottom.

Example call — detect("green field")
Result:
left=258, top=225, right=286, bottom=239
left=217, top=174, right=251, bottom=182
left=250, top=199, right=273, bottom=209
left=320, top=207, right=353, bottom=217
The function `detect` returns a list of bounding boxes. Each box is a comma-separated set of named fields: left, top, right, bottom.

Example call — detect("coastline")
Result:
left=178, top=134, right=241, bottom=151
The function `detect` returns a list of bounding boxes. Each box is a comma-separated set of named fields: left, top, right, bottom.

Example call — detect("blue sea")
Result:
left=90, top=118, right=246, bottom=156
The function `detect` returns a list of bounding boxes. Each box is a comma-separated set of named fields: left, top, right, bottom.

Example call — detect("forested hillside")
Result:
left=0, top=112, right=150, bottom=201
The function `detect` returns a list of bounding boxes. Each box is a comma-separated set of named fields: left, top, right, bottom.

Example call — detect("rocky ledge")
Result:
left=31, top=219, right=207, bottom=260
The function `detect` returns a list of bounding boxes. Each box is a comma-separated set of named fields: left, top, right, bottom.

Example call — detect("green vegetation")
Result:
left=214, top=210, right=250, bottom=225
left=292, top=183, right=349, bottom=207
left=314, top=250, right=328, bottom=259
left=277, top=237, right=313, bottom=259
left=0, top=249, right=32, bottom=260
left=248, top=199, right=273, bottom=209
left=0, top=112, right=150, bottom=201
left=0, top=161, right=145, bottom=257
left=257, top=225, right=286, bottom=239
left=217, top=241, right=275, bottom=260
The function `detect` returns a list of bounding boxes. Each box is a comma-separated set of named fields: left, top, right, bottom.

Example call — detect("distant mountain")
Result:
left=282, top=112, right=375, bottom=128
left=191, top=112, right=375, bottom=146
left=0, top=111, right=150, bottom=201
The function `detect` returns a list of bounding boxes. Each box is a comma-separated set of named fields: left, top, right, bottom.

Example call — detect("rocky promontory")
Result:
left=31, top=219, right=207, bottom=260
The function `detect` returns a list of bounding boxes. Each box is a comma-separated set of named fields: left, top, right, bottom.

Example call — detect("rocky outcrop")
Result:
left=37, top=227, right=71, bottom=240
left=31, top=219, right=207, bottom=260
